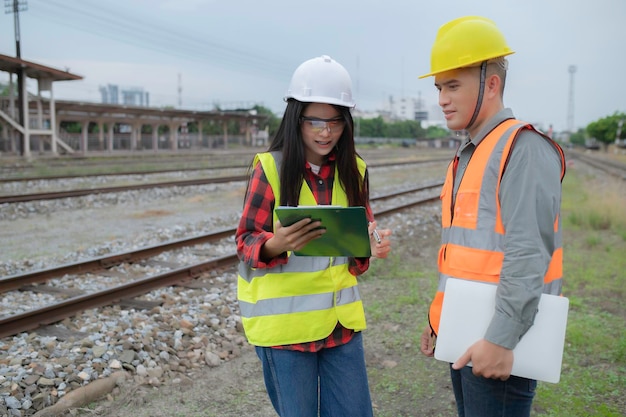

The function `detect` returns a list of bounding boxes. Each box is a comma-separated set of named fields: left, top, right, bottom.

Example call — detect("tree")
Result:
left=425, top=125, right=449, bottom=139
left=357, top=116, right=386, bottom=138
left=252, top=105, right=280, bottom=136
left=568, top=128, right=586, bottom=147
left=586, top=112, right=626, bottom=149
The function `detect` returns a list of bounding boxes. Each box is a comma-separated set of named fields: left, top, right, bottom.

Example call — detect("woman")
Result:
left=236, top=55, right=392, bottom=417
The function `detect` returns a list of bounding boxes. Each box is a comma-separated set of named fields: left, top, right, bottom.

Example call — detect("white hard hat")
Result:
left=285, top=55, right=355, bottom=108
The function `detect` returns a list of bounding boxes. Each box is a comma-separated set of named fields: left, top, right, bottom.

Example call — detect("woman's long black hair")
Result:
left=246, top=98, right=369, bottom=208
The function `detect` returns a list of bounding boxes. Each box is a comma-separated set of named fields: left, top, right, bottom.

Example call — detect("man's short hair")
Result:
left=487, top=57, right=508, bottom=71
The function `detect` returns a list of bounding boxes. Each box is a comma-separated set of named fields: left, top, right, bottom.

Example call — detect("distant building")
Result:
left=381, top=95, right=419, bottom=121
left=121, top=87, right=149, bottom=107
left=99, top=84, right=119, bottom=104
left=99, top=84, right=149, bottom=107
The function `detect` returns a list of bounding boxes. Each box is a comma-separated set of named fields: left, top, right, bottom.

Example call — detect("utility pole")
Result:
left=615, top=118, right=624, bottom=153
left=566, top=65, right=577, bottom=137
left=177, top=73, right=182, bottom=108
left=5, top=0, right=28, bottom=155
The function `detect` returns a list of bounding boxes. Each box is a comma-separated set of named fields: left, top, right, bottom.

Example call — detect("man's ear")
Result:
left=485, top=74, right=502, bottom=98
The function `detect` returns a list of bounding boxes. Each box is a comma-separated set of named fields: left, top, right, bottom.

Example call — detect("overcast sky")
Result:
left=1, top=0, right=624, bottom=132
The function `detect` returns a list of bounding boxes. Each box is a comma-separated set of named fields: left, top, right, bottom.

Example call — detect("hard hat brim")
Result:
left=419, top=51, right=515, bottom=79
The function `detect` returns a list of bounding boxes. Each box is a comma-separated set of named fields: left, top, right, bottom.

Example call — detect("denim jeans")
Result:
left=255, top=331, right=374, bottom=417
left=450, top=365, right=537, bottom=417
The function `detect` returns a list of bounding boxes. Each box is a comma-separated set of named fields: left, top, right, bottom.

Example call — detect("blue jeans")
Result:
left=450, top=365, right=537, bottom=417
left=255, top=331, right=374, bottom=417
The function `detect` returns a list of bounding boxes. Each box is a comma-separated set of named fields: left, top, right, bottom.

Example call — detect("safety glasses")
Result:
left=300, top=116, right=346, bottom=134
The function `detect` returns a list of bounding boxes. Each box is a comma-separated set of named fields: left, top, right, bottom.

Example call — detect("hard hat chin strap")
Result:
left=465, top=61, right=487, bottom=131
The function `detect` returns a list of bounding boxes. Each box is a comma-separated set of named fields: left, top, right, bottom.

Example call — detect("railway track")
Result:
left=0, top=163, right=251, bottom=184
left=0, top=157, right=450, bottom=204
left=567, top=149, right=626, bottom=180
left=0, top=175, right=247, bottom=204
left=0, top=182, right=442, bottom=339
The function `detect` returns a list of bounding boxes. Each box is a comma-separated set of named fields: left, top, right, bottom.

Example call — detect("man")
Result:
left=418, top=16, right=566, bottom=417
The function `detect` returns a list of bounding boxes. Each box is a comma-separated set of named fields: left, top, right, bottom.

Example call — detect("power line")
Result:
left=28, top=0, right=293, bottom=80
left=12, top=0, right=415, bottom=111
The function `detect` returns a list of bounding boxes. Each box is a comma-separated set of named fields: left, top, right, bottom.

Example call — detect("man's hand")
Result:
left=420, top=325, right=436, bottom=357
left=452, top=339, right=513, bottom=380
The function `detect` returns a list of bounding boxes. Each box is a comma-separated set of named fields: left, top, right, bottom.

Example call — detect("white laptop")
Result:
left=434, top=278, right=569, bottom=383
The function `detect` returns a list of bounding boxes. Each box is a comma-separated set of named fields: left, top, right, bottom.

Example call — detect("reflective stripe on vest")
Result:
left=237, top=151, right=368, bottom=346
left=430, top=119, right=566, bottom=334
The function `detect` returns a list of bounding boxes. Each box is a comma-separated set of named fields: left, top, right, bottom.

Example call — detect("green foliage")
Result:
left=425, top=125, right=449, bottom=139
left=568, top=128, right=587, bottom=146
left=586, top=112, right=626, bottom=145
left=358, top=116, right=386, bottom=137
left=531, top=168, right=626, bottom=416
left=60, top=121, right=82, bottom=133
left=0, top=82, right=17, bottom=96
left=355, top=116, right=426, bottom=139
left=252, top=104, right=281, bottom=136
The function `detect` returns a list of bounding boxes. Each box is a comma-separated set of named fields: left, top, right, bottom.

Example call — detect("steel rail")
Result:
left=1, top=182, right=443, bottom=293
left=0, top=228, right=234, bottom=293
left=0, top=254, right=238, bottom=339
left=0, top=164, right=250, bottom=183
left=0, top=156, right=450, bottom=183
left=0, top=193, right=441, bottom=338
left=0, top=158, right=450, bottom=204
left=0, top=176, right=247, bottom=204
left=568, top=152, right=626, bottom=180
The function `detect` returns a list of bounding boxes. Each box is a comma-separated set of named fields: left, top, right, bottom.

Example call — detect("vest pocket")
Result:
left=453, top=191, right=479, bottom=228
left=446, top=244, right=503, bottom=281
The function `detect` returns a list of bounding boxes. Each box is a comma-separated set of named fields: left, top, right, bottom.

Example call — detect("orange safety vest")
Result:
left=429, top=119, right=566, bottom=334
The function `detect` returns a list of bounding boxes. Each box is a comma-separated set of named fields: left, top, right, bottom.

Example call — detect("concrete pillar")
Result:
left=197, top=120, right=203, bottom=149
left=49, top=87, right=58, bottom=155
left=169, top=123, right=179, bottom=150
left=21, top=69, right=31, bottom=159
left=81, top=121, right=89, bottom=153
left=131, top=122, right=141, bottom=151
left=8, top=73, right=15, bottom=119
left=151, top=124, right=159, bottom=151
left=55, top=118, right=61, bottom=154
left=107, top=123, right=114, bottom=152
left=222, top=120, right=228, bottom=149
left=245, top=121, right=251, bottom=146
left=0, top=122, right=7, bottom=152
left=97, top=121, right=105, bottom=150
left=10, top=129, right=17, bottom=153
left=35, top=95, right=44, bottom=153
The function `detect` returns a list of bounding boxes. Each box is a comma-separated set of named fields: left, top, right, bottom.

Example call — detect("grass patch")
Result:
left=516, top=169, right=626, bottom=415
left=361, top=166, right=626, bottom=416
left=563, top=172, right=626, bottom=235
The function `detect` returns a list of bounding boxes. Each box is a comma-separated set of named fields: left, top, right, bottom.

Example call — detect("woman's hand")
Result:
left=368, top=221, right=392, bottom=259
left=262, top=218, right=325, bottom=259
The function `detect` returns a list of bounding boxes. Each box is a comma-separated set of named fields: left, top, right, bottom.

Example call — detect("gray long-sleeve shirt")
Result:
left=453, top=108, right=563, bottom=349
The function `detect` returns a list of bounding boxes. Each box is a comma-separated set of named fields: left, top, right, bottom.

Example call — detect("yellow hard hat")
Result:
left=419, top=16, right=515, bottom=79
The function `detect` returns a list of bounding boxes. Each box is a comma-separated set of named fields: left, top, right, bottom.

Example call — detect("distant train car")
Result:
left=585, top=138, right=601, bottom=150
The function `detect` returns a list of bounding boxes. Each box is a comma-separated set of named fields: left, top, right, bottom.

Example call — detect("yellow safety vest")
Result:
left=237, top=151, right=368, bottom=346
left=429, top=119, right=566, bottom=334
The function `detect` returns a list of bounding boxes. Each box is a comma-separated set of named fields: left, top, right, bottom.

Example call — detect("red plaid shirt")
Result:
left=236, top=154, right=373, bottom=352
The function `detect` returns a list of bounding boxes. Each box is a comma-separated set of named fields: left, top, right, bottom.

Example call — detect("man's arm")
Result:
left=486, top=129, right=563, bottom=349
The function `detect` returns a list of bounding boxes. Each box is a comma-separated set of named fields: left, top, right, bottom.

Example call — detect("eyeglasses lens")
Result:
left=302, top=117, right=345, bottom=134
